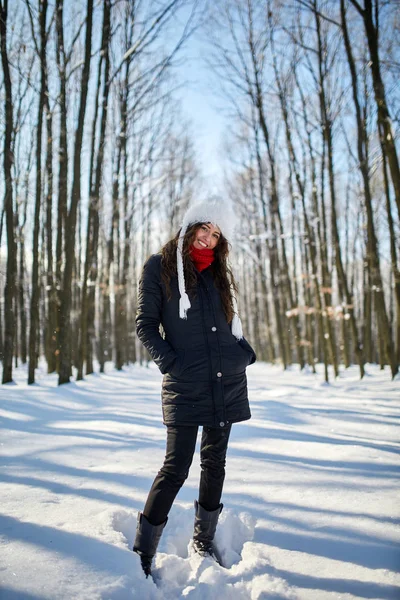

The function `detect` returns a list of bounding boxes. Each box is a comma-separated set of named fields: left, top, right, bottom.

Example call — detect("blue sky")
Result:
left=173, top=9, right=228, bottom=190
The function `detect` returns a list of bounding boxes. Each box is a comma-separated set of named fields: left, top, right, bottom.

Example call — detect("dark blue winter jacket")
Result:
left=136, top=253, right=256, bottom=428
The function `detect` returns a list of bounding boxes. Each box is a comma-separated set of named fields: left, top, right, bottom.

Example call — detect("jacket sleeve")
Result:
left=239, top=336, right=257, bottom=365
left=135, top=255, right=177, bottom=374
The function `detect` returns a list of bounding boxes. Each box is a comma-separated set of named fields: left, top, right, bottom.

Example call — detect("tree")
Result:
left=349, top=0, right=400, bottom=222
left=0, top=0, right=17, bottom=384
left=341, top=0, right=397, bottom=377
left=58, top=0, right=94, bottom=385
left=27, top=0, right=49, bottom=384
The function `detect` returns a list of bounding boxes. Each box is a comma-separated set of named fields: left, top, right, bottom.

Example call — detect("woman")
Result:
left=133, top=199, right=256, bottom=577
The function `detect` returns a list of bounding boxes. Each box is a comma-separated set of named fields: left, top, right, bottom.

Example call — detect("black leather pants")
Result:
left=143, top=424, right=232, bottom=526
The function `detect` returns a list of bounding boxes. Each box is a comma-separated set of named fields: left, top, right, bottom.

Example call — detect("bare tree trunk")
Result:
left=98, top=237, right=111, bottom=374
left=349, top=0, right=400, bottom=221
left=318, top=130, right=338, bottom=376
left=0, top=212, right=3, bottom=360
left=301, top=242, right=317, bottom=373
left=103, top=134, right=122, bottom=371
left=270, top=31, right=315, bottom=370
left=77, top=0, right=111, bottom=379
left=117, top=61, right=134, bottom=368
left=314, top=1, right=365, bottom=378
left=18, top=236, right=28, bottom=365
left=45, top=92, right=56, bottom=372
left=382, top=149, right=400, bottom=365
left=300, top=175, right=330, bottom=382
left=38, top=5, right=56, bottom=374
left=293, top=63, right=329, bottom=379
left=256, top=102, right=289, bottom=368
left=0, top=0, right=17, bottom=383
left=86, top=0, right=112, bottom=372
left=55, top=0, right=68, bottom=372
left=28, top=0, right=48, bottom=384
left=253, top=116, right=276, bottom=363
left=0, top=208, right=3, bottom=360
left=340, top=181, right=351, bottom=369
left=341, top=0, right=397, bottom=377
left=58, top=0, right=93, bottom=385
left=363, top=257, right=372, bottom=363
left=112, top=142, right=123, bottom=370
left=16, top=161, right=30, bottom=366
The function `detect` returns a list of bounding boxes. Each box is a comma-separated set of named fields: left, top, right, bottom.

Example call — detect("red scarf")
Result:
left=190, top=245, right=215, bottom=272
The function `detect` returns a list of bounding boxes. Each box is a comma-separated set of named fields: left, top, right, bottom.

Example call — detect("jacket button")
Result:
left=217, top=372, right=222, bottom=377
left=211, top=326, right=217, bottom=332
left=219, top=421, right=225, bottom=427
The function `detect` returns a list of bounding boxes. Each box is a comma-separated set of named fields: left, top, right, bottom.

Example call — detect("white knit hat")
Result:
left=177, top=198, right=243, bottom=340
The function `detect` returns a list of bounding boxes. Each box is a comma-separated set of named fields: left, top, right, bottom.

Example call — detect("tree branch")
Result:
left=348, top=0, right=365, bottom=16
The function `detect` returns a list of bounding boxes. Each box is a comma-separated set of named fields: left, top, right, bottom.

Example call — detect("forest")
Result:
left=0, top=0, right=399, bottom=385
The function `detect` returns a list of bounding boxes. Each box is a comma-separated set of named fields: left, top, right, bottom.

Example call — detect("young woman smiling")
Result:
left=133, top=199, right=256, bottom=577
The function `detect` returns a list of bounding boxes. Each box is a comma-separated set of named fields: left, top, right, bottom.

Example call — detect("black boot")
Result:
left=133, top=512, right=167, bottom=578
left=193, top=500, right=223, bottom=561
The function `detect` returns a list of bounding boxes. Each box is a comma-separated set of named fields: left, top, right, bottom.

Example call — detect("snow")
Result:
left=0, top=362, right=399, bottom=600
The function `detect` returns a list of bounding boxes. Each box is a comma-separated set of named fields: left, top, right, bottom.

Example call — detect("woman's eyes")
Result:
left=201, top=225, right=219, bottom=239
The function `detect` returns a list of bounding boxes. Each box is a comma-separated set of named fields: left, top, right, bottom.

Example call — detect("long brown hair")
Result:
left=160, top=222, right=238, bottom=323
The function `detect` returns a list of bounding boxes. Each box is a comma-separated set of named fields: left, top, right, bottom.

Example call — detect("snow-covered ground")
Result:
left=0, top=361, right=399, bottom=600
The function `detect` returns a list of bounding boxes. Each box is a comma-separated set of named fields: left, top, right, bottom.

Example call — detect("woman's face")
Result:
left=192, top=222, right=221, bottom=250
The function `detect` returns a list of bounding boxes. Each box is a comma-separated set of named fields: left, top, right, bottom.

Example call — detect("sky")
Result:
left=172, top=4, right=229, bottom=190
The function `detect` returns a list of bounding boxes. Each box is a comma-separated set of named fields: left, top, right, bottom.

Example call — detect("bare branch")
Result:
left=348, top=0, right=365, bottom=16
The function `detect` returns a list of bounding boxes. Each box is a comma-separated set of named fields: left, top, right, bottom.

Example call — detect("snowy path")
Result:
left=0, top=363, right=399, bottom=599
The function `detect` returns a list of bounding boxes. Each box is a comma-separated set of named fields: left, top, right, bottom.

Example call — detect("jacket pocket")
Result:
left=221, top=342, right=251, bottom=375
left=169, top=347, right=209, bottom=381
left=168, top=350, right=185, bottom=377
